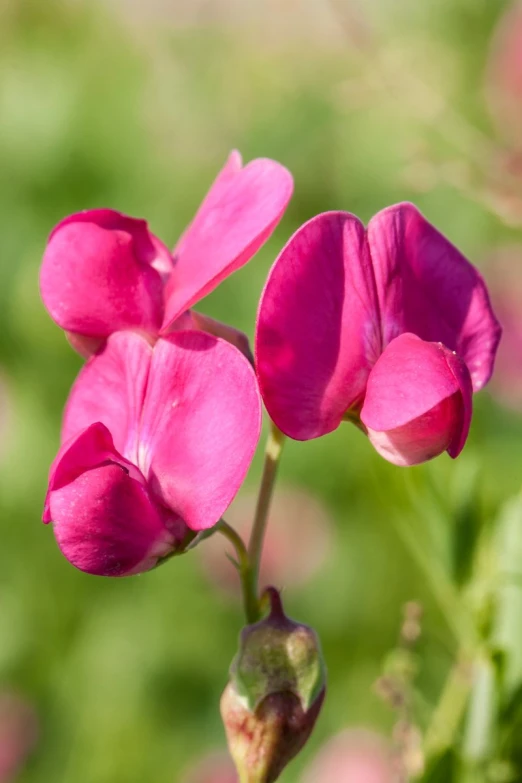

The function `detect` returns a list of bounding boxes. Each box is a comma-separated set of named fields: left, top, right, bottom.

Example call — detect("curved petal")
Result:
left=360, top=333, right=473, bottom=465
left=49, top=462, right=177, bottom=577
left=139, top=331, right=262, bottom=531
left=43, top=422, right=138, bottom=523
left=367, top=203, right=501, bottom=391
left=256, top=212, right=379, bottom=440
left=162, top=153, right=293, bottom=328
left=40, top=209, right=168, bottom=339
left=62, top=332, right=152, bottom=464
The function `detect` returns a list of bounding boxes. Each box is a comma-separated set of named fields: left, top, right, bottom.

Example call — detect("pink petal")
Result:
left=162, top=153, right=293, bottom=328
left=62, top=332, right=152, bottom=464
left=360, top=333, right=473, bottom=466
left=50, top=463, right=177, bottom=577
left=139, top=331, right=262, bottom=530
left=256, top=212, right=379, bottom=440
left=367, top=203, right=501, bottom=391
left=40, top=209, right=169, bottom=339
left=45, top=423, right=182, bottom=576
left=44, top=422, right=144, bottom=523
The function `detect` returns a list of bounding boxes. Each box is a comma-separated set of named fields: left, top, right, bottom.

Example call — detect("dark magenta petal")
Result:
left=162, top=152, right=293, bottom=329
left=367, top=203, right=501, bottom=391
left=62, top=331, right=153, bottom=464
left=139, top=331, right=262, bottom=530
left=50, top=463, right=178, bottom=577
left=256, top=212, right=379, bottom=440
left=40, top=209, right=169, bottom=339
left=360, top=333, right=473, bottom=465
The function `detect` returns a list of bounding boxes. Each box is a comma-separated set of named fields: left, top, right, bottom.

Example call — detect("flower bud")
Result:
left=221, top=588, right=326, bottom=783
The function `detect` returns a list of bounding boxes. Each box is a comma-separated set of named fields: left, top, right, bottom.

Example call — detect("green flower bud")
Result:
left=221, top=588, right=326, bottom=783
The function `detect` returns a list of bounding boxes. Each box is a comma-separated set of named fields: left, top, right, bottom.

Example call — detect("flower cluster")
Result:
left=41, top=152, right=293, bottom=576
left=40, top=150, right=501, bottom=783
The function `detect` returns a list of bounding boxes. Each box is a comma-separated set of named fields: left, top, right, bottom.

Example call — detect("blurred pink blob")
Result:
left=301, top=730, right=399, bottom=783
left=198, top=485, right=333, bottom=595
left=485, top=246, right=522, bottom=410
left=181, top=752, right=237, bottom=783
left=0, top=692, right=39, bottom=782
left=485, top=1, right=522, bottom=145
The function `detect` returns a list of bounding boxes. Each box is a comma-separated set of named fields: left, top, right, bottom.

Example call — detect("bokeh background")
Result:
left=2, top=0, right=522, bottom=780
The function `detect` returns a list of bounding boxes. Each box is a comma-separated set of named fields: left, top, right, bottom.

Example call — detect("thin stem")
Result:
left=391, top=510, right=478, bottom=651
left=424, top=650, right=475, bottom=760
left=216, top=519, right=259, bottom=625
left=247, top=422, right=286, bottom=620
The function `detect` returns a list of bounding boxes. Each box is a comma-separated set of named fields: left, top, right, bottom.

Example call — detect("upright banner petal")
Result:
left=62, top=332, right=152, bottom=463
left=163, top=155, right=293, bottom=328
left=256, top=212, right=379, bottom=440
left=367, top=203, right=501, bottom=391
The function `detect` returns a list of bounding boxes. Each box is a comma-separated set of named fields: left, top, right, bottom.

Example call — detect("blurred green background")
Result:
left=2, top=0, right=522, bottom=780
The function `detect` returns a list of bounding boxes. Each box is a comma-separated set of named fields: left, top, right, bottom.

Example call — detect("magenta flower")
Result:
left=44, top=330, right=261, bottom=576
left=40, top=151, right=293, bottom=356
left=256, top=204, right=501, bottom=466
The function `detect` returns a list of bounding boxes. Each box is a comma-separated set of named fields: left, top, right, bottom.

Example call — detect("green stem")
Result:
left=391, top=511, right=477, bottom=651
left=246, top=422, right=286, bottom=621
left=424, top=649, right=475, bottom=760
left=216, top=519, right=260, bottom=624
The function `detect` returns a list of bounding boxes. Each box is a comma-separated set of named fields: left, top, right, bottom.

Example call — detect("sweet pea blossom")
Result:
left=256, top=203, right=501, bottom=466
left=44, top=330, right=261, bottom=576
left=40, top=151, right=293, bottom=356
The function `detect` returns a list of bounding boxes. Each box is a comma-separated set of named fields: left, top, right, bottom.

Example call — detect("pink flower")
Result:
left=301, top=730, right=399, bottom=783
left=256, top=204, right=501, bottom=466
left=44, top=330, right=261, bottom=576
left=40, top=151, right=293, bottom=356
